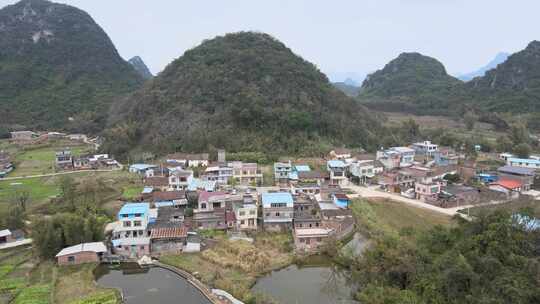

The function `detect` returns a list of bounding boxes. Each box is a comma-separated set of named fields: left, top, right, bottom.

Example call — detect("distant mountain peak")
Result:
left=129, top=56, right=153, bottom=80
left=458, top=52, right=510, bottom=81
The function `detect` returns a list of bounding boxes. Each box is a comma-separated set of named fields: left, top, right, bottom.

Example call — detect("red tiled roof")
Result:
left=494, top=178, right=523, bottom=190
left=150, top=226, right=188, bottom=239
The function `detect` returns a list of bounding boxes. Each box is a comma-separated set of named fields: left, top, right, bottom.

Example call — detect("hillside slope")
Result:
left=358, top=53, right=462, bottom=114
left=107, top=32, right=383, bottom=156
left=0, top=0, right=142, bottom=131
left=466, top=41, right=540, bottom=113
left=129, top=56, right=153, bottom=80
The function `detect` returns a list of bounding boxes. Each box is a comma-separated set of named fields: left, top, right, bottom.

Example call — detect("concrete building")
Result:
left=56, top=242, right=107, bottom=266
left=506, top=158, right=540, bottom=169
left=262, top=192, right=294, bottom=231
left=412, top=141, right=438, bottom=156
left=293, top=228, right=333, bottom=253
left=274, top=161, right=292, bottom=182
left=327, top=160, right=348, bottom=186
left=230, top=161, right=263, bottom=185
left=112, top=203, right=151, bottom=258
left=168, top=169, right=194, bottom=190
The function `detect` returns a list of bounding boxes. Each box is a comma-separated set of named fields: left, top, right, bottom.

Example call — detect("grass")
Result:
left=11, top=144, right=92, bottom=178
left=0, top=176, right=60, bottom=209
left=161, top=232, right=294, bottom=301
left=351, top=198, right=454, bottom=239
left=12, top=284, right=51, bottom=304
left=54, top=264, right=117, bottom=304
left=121, top=186, right=143, bottom=200
left=461, top=198, right=540, bottom=218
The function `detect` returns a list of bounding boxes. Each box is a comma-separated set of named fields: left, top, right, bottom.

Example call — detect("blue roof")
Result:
left=295, top=165, right=311, bottom=172
left=262, top=192, right=294, bottom=208
left=142, top=187, right=153, bottom=194
left=327, top=160, right=347, bottom=168
left=129, top=164, right=157, bottom=171
left=498, top=166, right=536, bottom=175
left=288, top=171, right=299, bottom=180
left=118, top=203, right=149, bottom=219
left=508, top=158, right=540, bottom=165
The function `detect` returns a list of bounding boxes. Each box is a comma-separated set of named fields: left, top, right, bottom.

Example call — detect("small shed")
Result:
left=55, top=242, right=107, bottom=266
left=0, top=229, right=12, bottom=244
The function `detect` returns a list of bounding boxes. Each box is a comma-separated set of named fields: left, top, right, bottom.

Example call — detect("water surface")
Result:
left=252, top=263, right=359, bottom=304
left=96, top=264, right=211, bottom=304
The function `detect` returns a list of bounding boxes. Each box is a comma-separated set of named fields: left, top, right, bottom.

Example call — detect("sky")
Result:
left=1, top=0, right=539, bottom=83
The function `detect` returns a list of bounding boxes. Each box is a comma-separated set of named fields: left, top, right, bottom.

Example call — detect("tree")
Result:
left=58, top=175, right=78, bottom=211
left=514, top=143, right=532, bottom=158
left=496, top=135, right=513, bottom=153
left=463, top=111, right=478, bottom=131
left=11, top=187, right=30, bottom=212
left=509, top=123, right=529, bottom=145
left=5, top=206, right=25, bottom=230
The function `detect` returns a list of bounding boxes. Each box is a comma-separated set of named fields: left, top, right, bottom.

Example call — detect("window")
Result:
left=140, top=246, right=145, bottom=250
left=68, top=256, right=75, bottom=262
left=249, top=210, right=256, bottom=215
left=134, top=221, right=142, bottom=227
left=270, top=203, right=287, bottom=208
left=213, top=202, right=221, bottom=209
left=299, top=238, right=305, bottom=243
left=123, top=221, right=132, bottom=227
left=201, top=203, right=207, bottom=209
left=239, top=211, right=246, bottom=216
left=134, top=213, right=142, bottom=217
left=122, top=214, right=128, bottom=218
left=275, top=212, right=280, bottom=217
left=265, top=213, right=270, bottom=217
left=241, top=220, right=245, bottom=225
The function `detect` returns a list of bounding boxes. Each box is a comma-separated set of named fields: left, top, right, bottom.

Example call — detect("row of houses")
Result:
left=55, top=149, right=120, bottom=170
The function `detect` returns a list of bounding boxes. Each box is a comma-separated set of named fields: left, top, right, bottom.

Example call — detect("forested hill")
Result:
left=358, top=43, right=540, bottom=116
left=0, top=0, right=143, bottom=132
left=358, top=52, right=462, bottom=115
left=466, top=41, right=540, bottom=113
left=129, top=56, right=153, bottom=80
left=106, top=32, right=384, bottom=157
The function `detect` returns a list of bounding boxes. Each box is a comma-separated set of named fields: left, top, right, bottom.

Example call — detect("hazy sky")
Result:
left=1, top=0, right=539, bottom=82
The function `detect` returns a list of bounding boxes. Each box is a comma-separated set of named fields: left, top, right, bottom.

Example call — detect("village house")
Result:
left=168, top=168, right=194, bottom=190
left=55, top=149, right=73, bottom=169
left=187, top=177, right=217, bottom=192
left=319, top=207, right=355, bottom=240
left=378, top=171, right=415, bottom=193
left=111, top=203, right=151, bottom=258
left=290, top=171, right=328, bottom=195
left=150, top=191, right=188, bottom=208
left=415, top=177, right=442, bottom=201
left=440, top=185, right=481, bottom=205
left=203, top=163, right=234, bottom=185
left=499, top=153, right=515, bottom=162
left=0, top=229, right=13, bottom=244
left=197, top=191, right=240, bottom=212
left=55, top=242, right=107, bottom=266
left=262, top=192, right=294, bottom=231
left=331, top=193, right=351, bottom=208
left=193, top=208, right=227, bottom=230
left=329, top=148, right=352, bottom=160
left=293, top=228, right=333, bottom=253
left=293, top=196, right=321, bottom=229
left=148, top=206, right=188, bottom=255
left=434, top=147, right=460, bottom=166
left=350, top=160, right=384, bottom=185
left=129, top=164, right=158, bottom=176
left=489, top=178, right=523, bottom=199
left=143, top=176, right=169, bottom=192
left=287, top=164, right=312, bottom=182
left=166, top=153, right=210, bottom=168
left=412, top=141, right=438, bottom=157
left=10, top=131, right=37, bottom=141
left=233, top=201, right=257, bottom=230
left=274, top=161, right=293, bottom=183
left=230, top=161, right=263, bottom=185
left=497, top=166, right=536, bottom=191
left=377, top=147, right=415, bottom=169
left=327, top=160, right=348, bottom=186
left=506, top=157, right=540, bottom=169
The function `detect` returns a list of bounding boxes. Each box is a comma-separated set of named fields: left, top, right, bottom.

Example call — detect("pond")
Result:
left=252, top=261, right=359, bottom=304
left=95, top=264, right=212, bottom=304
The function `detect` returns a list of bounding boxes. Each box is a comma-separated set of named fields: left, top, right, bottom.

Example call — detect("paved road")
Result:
left=347, top=184, right=474, bottom=217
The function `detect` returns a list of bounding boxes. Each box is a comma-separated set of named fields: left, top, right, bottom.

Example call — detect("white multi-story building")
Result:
left=111, top=203, right=151, bottom=258
left=327, top=160, right=348, bottom=186
left=168, top=168, right=194, bottom=190
left=203, top=164, right=234, bottom=185
left=376, top=147, right=415, bottom=169
left=230, top=161, right=263, bottom=185
left=412, top=141, right=438, bottom=156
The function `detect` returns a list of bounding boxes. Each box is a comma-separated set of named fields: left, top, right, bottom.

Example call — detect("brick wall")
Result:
left=57, top=251, right=99, bottom=266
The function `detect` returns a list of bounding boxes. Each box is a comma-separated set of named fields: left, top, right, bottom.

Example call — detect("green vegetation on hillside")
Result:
left=106, top=32, right=385, bottom=159
left=0, top=0, right=142, bottom=132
